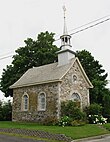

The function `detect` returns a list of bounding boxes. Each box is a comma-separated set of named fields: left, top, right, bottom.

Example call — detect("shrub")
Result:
left=85, top=103, right=102, bottom=116
left=88, top=115, right=107, bottom=124
left=72, top=108, right=86, bottom=121
left=84, top=103, right=107, bottom=124
left=58, top=116, right=72, bottom=127
left=60, top=100, right=86, bottom=125
left=61, top=100, right=76, bottom=117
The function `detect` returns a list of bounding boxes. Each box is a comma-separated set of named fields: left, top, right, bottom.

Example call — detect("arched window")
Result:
left=72, top=74, right=77, bottom=82
left=22, top=93, right=29, bottom=111
left=38, top=92, right=46, bottom=111
left=71, top=93, right=81, bottom=102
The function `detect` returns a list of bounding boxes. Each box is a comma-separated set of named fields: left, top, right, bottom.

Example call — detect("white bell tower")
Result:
left=57, top=6, right=75, bottom=66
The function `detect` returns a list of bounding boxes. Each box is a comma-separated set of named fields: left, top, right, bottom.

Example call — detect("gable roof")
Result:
left=10, top=57, right=93, bottom=89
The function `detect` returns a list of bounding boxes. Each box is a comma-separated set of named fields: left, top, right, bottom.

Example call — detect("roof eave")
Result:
left=76, top=57, right=93, bottom=88
left=10, top=79, right=62, bottom=89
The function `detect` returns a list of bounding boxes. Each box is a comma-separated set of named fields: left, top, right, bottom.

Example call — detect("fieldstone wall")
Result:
left=12, top=60, right=91, bottom=122
left=0, top=128, right=73, bottom=142
left=12, top=82, right=60, bottom=122
left=60, top=61, right=90, bottom=109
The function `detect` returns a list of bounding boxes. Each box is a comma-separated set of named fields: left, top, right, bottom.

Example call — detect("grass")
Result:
left=0, top=121, right=109, bottom=140
left=103, top=123, right=110, bottom=131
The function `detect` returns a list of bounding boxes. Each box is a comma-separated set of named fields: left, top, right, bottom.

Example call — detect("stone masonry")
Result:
left=12, top=59, right=90, bottom=122
left=60, top=60, right=90, bottom=109
left=12, top=82, right=59, bottom=122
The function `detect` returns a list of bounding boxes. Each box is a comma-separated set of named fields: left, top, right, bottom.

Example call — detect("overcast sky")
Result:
left=0, top=0, right=110, bottom=101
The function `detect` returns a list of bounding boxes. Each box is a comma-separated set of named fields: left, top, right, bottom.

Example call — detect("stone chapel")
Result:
left=10, top=8, right=93, bottom=122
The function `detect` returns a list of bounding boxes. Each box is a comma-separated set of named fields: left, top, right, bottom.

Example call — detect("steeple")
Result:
left=60, top=5, right=72, bottom=50
left=57, top=6, right=75, bottom=66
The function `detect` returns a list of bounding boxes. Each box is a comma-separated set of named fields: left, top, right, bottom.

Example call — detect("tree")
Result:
left=103, top=89, right=110, bottom=117
left=76, top=50, right=108, bottom=104
left=0, top=33, right=109, bottom=106
left=0, top=100, right=12, bottom=121
left=0, top=31, right=59, bottom=97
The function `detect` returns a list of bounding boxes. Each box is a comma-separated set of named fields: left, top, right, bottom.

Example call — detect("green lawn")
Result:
left=0, top=121, right=109, bottom=140
left=103, top=123, right=110, bottom=131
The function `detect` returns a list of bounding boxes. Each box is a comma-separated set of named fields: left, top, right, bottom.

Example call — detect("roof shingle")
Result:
left=10, top=58, right=76, bottom=88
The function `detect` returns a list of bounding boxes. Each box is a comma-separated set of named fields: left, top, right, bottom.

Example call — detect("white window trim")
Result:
left=38, top=92, right=46, bottom=111
left=21, top=92, right=29, bottom=111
